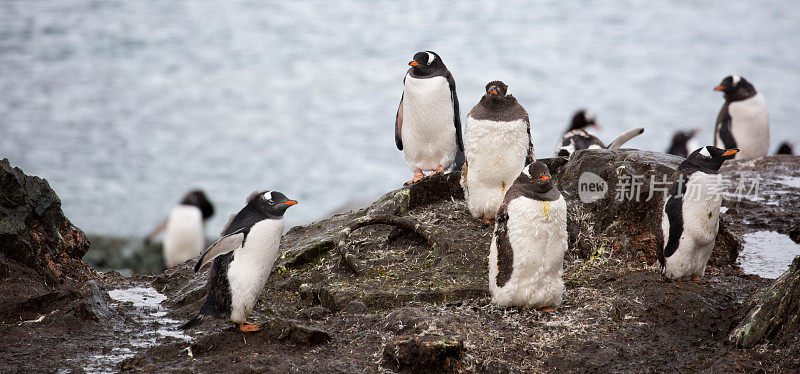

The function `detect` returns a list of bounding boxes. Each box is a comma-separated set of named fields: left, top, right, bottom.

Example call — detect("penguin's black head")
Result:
left=409, top=51, right=444, bottom=75
left=685, top=146, right=738, bottom=172
left=569, top=109, right=599, bottom=131
left=667, top=129, right=698, bottom=157
left=249, top=190, right=298, bottom=218
left=181, top=190, right=214, bottom=220
left=776, top=141, right=794, bottom=155
left=714, top=75, right=757, bottom=101
left=521, top=161, right=554, bottom=193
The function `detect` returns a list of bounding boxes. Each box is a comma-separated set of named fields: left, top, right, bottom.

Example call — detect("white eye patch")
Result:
left=425, top=52, right=435, bottom=65
left=699, top=147, right=711, bottom=157
left=522, top=166, right=531, bottom=177
left=584, top=109, right=595, bottom=122
left=263, top=191, right=273, bottom=201
left=731, top=75, right=741, bottom=86
left=505, top=86, right=512, bottom=97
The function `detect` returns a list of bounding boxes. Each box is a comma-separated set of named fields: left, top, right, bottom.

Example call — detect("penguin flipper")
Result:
left=180, top=314, right=207, bottom=330
left=607, top=127, right=645, bottom=150
left=446, top=73, right=464, bottom=152
left=395, top=93, right=404, bottom=150
left=195, top=230, right=245, bottom=272
left=717, top=115, right=737, bottom=149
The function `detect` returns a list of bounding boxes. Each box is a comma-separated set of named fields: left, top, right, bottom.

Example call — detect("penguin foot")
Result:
left=538, top=307, right=557, bottom=313
left=480, top=217, right=494, bottom=225
left=238, top=322, right=261, bottom=333
left=405, top=170, right=425, bottom=185
left=691, top=276, right=706, bottom=284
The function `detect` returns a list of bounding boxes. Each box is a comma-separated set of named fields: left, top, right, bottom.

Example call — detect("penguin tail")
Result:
left=180, top=314, right=207, bottom=330
left=607, top=127, right=645, bottom=149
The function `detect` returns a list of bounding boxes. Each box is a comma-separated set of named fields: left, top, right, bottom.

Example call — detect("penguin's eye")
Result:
left=539, top=175, right=550, bottom=181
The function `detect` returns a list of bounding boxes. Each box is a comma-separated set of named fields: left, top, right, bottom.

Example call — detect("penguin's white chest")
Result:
left=463, top=118, right=530, bottom=219
left=163, top=205, right=205, bottom=267
left=719, top=93, right=769, bottom=160
left=227, top=218, right=284, bottom=323
left=401, top=74, right=457, bottom=171
left=661, top=172, right=722, bottom=279
left=489, top=196, right=567, bottom=308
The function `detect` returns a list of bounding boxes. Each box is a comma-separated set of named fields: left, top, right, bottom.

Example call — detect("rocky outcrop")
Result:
left=730, top=255, right=800, bottom=351
left=4, top=154, right=800, bottom=372
left=0, top=158, right=91, bottom=281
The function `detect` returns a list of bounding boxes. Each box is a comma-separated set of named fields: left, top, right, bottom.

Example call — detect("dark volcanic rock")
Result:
left=554, top=149, right=740, bottom=265
left=382, top=334, right=464, bottom=373
left=730, top=255, right=800, bottom=352
left=0, top=158, right=91, bottom=280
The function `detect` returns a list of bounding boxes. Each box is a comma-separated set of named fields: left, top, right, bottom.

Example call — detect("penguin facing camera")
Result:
left=462, top=80, right=534, bottom=223
left=145, top=190, right=214, bottom=268
left=181, top=190, right=297, bottom=333
left=666, top=128, right=700, bottom=158
left=658, top=146, right=738, bottom=281
left=713, top=75, right=769, bottom=160
left=556, top=109, right=644, bottom=158
left=395, top=51, right=463, bottom=184
left=489, top=161, right=567, bottom=310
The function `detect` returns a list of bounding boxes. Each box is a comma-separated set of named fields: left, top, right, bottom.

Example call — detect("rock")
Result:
left=74, top=280, right=111, bottom=321
left=0, top=252, right=8, bottom=279
left=553, top=149, right=740, bottom=265
left=730, top=255, right=800, bottom=350
left=382, top=334, right=464, bottom=372
left=261, top=318, right=332, bottom=345
left=384, top=307, right=425, bottom=334
left=298, top=305, right=330, bottom=320
left=82, top=235, right=165, bottom=275
left=790, top=227, right=800, bottom=244
left=341, top=299, right=368, bottom=314
left=0, top=158, right=91, bottom=280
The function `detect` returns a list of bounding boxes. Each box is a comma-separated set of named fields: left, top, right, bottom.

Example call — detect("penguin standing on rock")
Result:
left=489, top=161, right=567, bottom=310
left=145, top=190, right=214, bottom=268
left=658, top=146, right=738, bottom=281
left=714, top=75, right=769, bottom=160
left=666, top=129, right=700, bottom=158
left=462, top=80, right=533, bottom=222
left=181, top=190, right=297, bottom=332
left=395, top=51, right=463, bottom=184
left=556, top=109, right=644, bottom=158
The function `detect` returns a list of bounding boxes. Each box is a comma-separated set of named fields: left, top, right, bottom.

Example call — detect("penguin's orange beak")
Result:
left=722, top=149, right=739, bottom=156
left=409, top=61, right=420, bottom=66
left=284, top=200, right=298, bottom=206
left=714, top=85, right=725, bottom=91
left=490, top=88, right=498, bottom=95
left=539, top=175, right=550, bottom=181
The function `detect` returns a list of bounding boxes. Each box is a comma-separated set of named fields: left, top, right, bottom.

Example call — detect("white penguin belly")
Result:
left=401, top=75, right=457, bottom=172
left=716, top=93, right=769, bottom=161
left=489, top=196, right=567, bottom=308
left=227, top=218, right=284, bottom=323
left=464, top=118, right=529, bottom=219
left=661, top=172, right=722, bottom=279
left=163, top=205, right=205, bottom=267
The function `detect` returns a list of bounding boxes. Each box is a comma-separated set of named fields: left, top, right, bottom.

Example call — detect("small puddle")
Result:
left=80, top=286, right=191, bottom=373
left=738, top=231, right=800, bottom=279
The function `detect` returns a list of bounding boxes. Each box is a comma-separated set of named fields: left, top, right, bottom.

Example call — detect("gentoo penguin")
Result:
left=556, top=109, right=644, bottom=157
left=461, top=80, right=533, bottom=222
left=145, top=190, right=214, bottom=268
left=666, top=129, right=699, bottom=158
left=489, top=161, right=567, bottom=310
left=395, top=51, right=463, bottom=184
left=776, top=141, right=794, bottom=155
left=714, top=75, right=769, bottom=160
left=658, top=146, right=738, bottom=281
left=181, top=190, right=297, bottom=332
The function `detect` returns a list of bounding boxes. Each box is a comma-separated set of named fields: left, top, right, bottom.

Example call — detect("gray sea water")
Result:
left=2, top=0, right=799, bottom=238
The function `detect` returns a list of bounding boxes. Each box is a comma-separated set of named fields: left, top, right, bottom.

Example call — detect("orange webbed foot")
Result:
left=238, top=322, right=261, bottom=333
